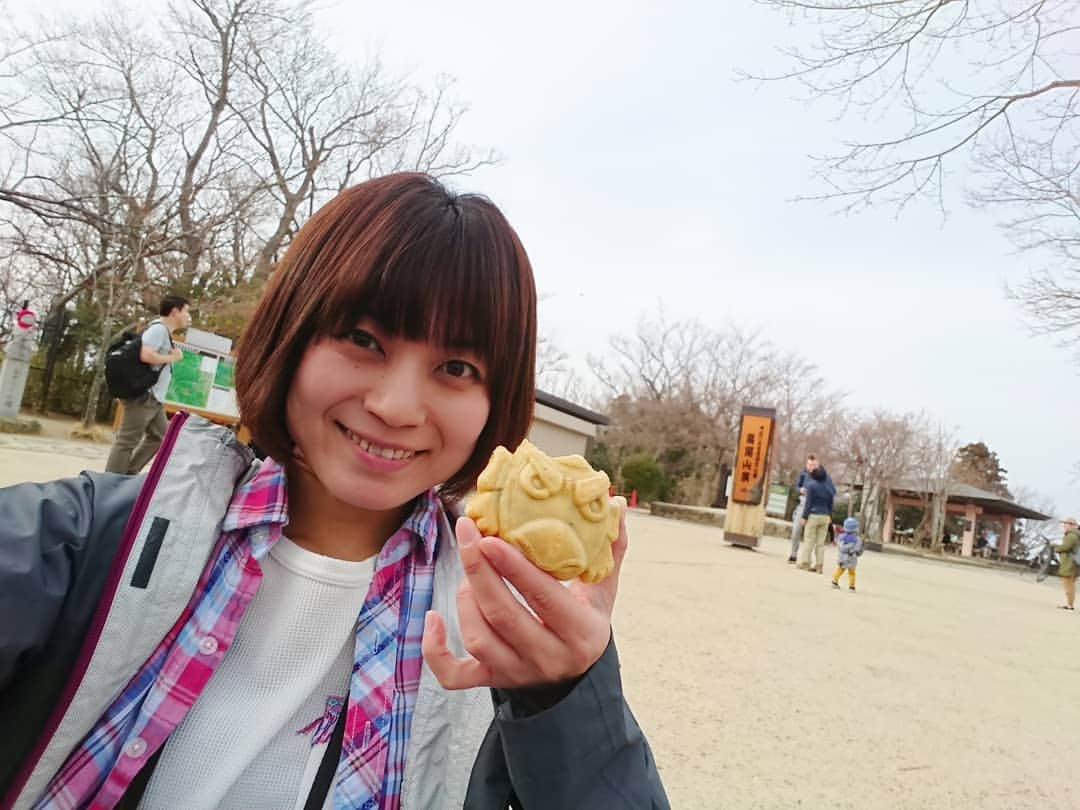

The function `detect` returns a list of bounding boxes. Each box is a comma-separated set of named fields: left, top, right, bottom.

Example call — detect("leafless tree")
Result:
left=536, top=335, right=593, bottom=404
left=834, top=410, right=922, bottom=543
left=589, top=310, right=717, bottom=402
left=0, top=0, right=493, bottom=422
left=755, top=1, right=1080, bottom=342
left=909, top=418, right=958, bottom=551
left=1, top=10, right=194, bottom=424
left=588, top=311, right=844, bottom=505
left=766, top=349, right=843, bottom=480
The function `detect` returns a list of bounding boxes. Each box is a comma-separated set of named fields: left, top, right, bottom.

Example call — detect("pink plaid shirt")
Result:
left=34, top=457, right=441, bottom=810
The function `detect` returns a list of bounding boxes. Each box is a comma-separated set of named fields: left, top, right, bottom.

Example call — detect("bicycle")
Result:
left=1029, top=534, right=1058, bottom=583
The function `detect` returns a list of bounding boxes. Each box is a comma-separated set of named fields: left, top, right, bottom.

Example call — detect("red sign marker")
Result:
left=15, top=308, right=36, bottom=330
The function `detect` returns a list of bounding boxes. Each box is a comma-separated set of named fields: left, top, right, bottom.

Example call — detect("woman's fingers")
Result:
left=455, top=577, right=529, bottom=678
left=428, top=507, right=629, bottom=690
left=421, top=610, right=491, bottom=690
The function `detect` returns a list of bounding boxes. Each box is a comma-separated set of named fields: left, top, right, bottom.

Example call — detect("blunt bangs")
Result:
left=320, top=193, right=521, bottom=376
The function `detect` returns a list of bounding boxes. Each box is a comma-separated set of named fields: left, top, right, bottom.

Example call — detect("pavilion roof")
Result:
left=890, top=480, right=1051, bottom=521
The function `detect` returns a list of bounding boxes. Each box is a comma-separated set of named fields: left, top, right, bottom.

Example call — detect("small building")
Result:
left=883, top=481, right=1051, bottom=558
left=528, top=389, right=608, bottom=458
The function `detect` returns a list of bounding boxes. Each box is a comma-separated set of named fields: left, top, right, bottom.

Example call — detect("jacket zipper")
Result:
left=2, top=411, right=190, bottom=810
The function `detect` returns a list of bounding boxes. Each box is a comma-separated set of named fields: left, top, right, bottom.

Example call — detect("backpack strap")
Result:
left=144, top=318, right=175, bottom=350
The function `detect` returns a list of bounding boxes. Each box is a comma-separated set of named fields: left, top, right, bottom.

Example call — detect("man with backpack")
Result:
left=104, top=295, right=191, bottom=474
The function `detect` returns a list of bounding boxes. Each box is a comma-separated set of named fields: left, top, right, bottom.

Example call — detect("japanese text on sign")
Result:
left=731, top=410, right=775, bottom=505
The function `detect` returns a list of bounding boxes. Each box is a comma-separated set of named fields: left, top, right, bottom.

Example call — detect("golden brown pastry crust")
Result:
left=466, top=440, right=622, bottom=582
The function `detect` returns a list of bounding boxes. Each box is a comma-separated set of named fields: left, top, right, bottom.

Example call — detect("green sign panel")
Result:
left=164, top=346, right=238, bottom=417
left=214, top=358, right=235, bottom=389
left=166, top=350, right=213, bottom=408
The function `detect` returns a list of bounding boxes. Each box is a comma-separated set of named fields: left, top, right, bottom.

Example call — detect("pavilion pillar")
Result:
left=883, top=491, right=895, bottom=545
left=999, top=515, right=1014, bottom=559
left=961, top=503, right=977, bottom=557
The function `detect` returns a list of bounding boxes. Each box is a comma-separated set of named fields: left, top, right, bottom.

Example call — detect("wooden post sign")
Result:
left=725, top=406, right=777, bottom=549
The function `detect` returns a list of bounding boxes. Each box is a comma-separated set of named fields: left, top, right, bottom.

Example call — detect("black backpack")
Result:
left=105, top=329, right=161, bottom=400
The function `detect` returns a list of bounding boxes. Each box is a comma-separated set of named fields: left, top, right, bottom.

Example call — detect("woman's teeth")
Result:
left=343, top=428, right=415, bottom=460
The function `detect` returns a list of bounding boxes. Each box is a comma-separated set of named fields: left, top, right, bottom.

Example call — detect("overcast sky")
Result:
left=12, top=0, right=1079, bottom=516
left=318, top=1, right=1079, bottom=517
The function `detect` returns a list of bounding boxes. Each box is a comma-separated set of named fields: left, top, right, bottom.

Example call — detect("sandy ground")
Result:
left=0, top=423, right=109, bottom=487
left=616, top=513, right=1080, bottom=809
left=2, top=428, right=1078, bottom=809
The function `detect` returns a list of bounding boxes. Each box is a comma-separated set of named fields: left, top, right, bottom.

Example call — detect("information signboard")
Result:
left=765, top=484, right=789, bottom=518
left=163, top=342, right=238, bottom=419
left=731, top=407, right=776, bottom=505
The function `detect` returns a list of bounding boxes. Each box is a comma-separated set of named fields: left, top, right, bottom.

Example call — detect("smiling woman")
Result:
left=0, top=172, right=668, bottom=810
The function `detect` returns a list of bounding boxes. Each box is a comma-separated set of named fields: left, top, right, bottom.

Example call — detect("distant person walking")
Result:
left=1053, top=518, right=1080, bottom=611
left=798, top=463, right=836, bottom=573
left=831, top=517, right=864, bottom=592
left=788, top=454, right=818, bottom=563
left=105, top=295, right=191, bottom=474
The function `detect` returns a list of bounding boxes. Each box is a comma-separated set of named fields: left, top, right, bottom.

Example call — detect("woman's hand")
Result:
left=422, top=500, right=627, bottom=690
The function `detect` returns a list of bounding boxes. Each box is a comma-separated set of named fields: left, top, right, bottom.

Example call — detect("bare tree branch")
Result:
left=754, top=0, right=1080, bottom=345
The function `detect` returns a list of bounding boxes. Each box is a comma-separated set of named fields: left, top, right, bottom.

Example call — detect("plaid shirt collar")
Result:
left=221, top=458, right=442, bottom=564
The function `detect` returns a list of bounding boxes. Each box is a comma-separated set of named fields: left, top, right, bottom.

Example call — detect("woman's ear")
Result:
left=291, top=441, right=315, bottom=474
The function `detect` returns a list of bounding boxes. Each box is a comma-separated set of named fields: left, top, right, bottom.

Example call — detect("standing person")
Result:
left=788, top=454, right=817, bottom=563
left=831, top=517, right=864, bottom=592
left=0, top=174, right=668, bottom=810
left=1053, top=518, right=1080, bottom=611
left=798, top=464, right=836, bottom=573
left=104, top=295, right=191, bottom=474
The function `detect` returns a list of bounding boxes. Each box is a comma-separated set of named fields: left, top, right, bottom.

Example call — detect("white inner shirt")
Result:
left=139, top=536, right=374, bottom=810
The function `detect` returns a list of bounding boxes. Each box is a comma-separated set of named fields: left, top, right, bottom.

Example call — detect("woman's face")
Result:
left=285, top=317, right=491, bottom=512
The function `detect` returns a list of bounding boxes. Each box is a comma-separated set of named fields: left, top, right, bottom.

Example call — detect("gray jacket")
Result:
left=0, top=415, right=668, bottom=809
left=835, top=531, right=864, bottom=568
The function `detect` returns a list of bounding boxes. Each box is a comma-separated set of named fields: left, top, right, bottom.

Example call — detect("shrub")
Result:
left=620, top=452, right=671, bottom=503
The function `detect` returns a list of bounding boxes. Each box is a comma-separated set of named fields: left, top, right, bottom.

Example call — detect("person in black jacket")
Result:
left=797, top=464, right=836, bottom=573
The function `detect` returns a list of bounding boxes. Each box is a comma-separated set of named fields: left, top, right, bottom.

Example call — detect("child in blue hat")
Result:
left=832, top=517, right=864, bottom=592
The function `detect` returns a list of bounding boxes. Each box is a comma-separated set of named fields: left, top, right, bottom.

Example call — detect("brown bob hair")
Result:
left=234, top=173, right=537, bottom=498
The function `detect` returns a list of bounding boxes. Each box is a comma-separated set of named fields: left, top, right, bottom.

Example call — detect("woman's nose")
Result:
left=362, top=359, right=427, bottom=429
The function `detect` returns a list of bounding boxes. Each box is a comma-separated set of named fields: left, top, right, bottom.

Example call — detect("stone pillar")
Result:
left=0, top=325, right=36, bottom=419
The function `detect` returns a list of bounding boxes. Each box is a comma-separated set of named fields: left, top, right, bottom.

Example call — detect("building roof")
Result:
left=891, top=480, right=1051, bottom=521
left=535, top=389, right=609, bottom=426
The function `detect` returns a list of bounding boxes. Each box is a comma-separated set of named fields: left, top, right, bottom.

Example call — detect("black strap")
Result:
left=303, top=702, right=347, bottom=810
left=146, top=318, right=174, bottom=349
left=115, top=747, right=163, bottom=810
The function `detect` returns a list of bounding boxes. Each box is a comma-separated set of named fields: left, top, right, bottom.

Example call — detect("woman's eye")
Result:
left=441, top=359, right=481, bottom=380
left=346, top=329, right=382, bottom=353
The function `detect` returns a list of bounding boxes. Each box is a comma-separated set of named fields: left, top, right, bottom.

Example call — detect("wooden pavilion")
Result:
left=883, top=481, right=1051, bottom=558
